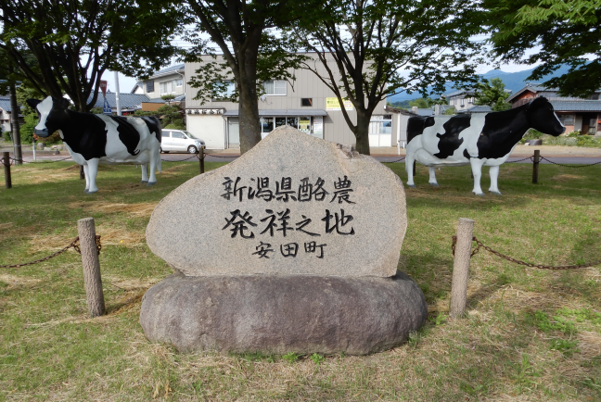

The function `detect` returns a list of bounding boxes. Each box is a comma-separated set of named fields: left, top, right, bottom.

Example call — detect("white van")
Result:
left=161, top=129, right=206, bottom=154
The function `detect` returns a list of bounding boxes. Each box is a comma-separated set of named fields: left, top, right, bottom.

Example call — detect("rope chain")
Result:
left=539, top=156, right=601, bottom=168
left=451, top=235, right=601, bottom=270
left=0, top=235, right=101, bottom=269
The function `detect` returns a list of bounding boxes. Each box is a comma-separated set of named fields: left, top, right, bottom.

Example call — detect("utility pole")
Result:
left=8, top=66, right=22, bottom=165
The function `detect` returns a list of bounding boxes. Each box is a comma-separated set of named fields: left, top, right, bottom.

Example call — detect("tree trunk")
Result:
left=9, top=82, right=22, bottom=165
left=354, top=111, right=371, bottom=155
left=238, top=87, right=262, bottom=155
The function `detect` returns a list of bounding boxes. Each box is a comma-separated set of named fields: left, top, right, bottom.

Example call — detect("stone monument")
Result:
left=141, top=126, right=427, bottom=355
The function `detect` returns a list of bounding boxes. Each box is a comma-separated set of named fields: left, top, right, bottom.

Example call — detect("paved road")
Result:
left=11, top=152, right=601, bottom=166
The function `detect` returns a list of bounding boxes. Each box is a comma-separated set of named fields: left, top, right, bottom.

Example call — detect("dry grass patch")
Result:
left=67, top=201, right=157, bottom=217
left=0, top=273, right=43, bottom=289
left=552, top=174, right=584, bottom=182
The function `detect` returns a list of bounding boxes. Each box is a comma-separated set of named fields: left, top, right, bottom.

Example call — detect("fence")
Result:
left=0, top=217, right=105, bottom=318
left=449, top=218, right=601, bottom=319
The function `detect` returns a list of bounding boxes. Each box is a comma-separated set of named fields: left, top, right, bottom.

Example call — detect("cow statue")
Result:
left=27, top=96, right=162, bottom=193
left=405, top=97, right=565, bottom=195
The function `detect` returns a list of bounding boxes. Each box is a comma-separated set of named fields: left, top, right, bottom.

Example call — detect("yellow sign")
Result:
left=326, top=97, right=353, bottom=111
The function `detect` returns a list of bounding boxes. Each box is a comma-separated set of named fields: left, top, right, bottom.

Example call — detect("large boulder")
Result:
left=140, top=271, right=427, bottom=355
left=146, top=126, right=407, bottom=277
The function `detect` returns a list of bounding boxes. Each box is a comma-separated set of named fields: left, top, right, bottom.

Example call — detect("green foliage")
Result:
left=161, top=94, right=176, bottom=104
left=444, top=106, right=457, bottom=115
left=157, top=104, right=183, bottom=128
left=529, top=311, right=577, bottom=335
left=474, top=78, right=512, bottom=112
left=485, top=0, right=601, bottom=98
left=550, top=339, right=580, bottom=356
left=19, top=113, right=37, bottom=144
left=310, top=353, right=325, bottom=365
left=282, top=352, right=300, bottom=363
left=2, top=131, right=11, bottom=142
left=1, top=0, right=183, bottom=111
left=133, top=110, right=159, bottom=117
left=409, top=97, right=447, bottom=109
left=90, top=107, right=104, bottom=115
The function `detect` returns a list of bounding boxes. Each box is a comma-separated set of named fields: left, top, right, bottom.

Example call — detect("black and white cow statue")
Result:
left=405, top=97, right=565, bottom=195
left=27, top=96, right=162, bottom=193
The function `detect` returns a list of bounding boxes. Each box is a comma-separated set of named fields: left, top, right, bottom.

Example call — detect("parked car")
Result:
left=161, top=129, right=206, bottom=154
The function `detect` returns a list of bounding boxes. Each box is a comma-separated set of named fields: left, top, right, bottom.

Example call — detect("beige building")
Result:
left=184, top=54, right=409, bottom=149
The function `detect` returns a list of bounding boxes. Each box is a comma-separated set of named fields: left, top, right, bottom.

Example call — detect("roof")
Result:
left=149, top=63, right=185, bottom=79
left=0, top=96, right=11, bottom=112
left=145, top=94, right=185, bottom=104
left=223, top=109, right=328, bottom=117
left=462, top=105, right=492, bottom=113
left=505, top=84, right=554, bottom=102
left=550, top=100, right=601, bottom=112
left=88, top=93, right=150, bottom=109
left=447, top=89, right=476, bottom=98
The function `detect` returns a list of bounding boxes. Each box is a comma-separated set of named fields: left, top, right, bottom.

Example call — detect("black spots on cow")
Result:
left=407, top=116, right=435, bottom=144
left=140, top=116, right=162, bottom=143
left=111, top=116, right=141, bottom=156
left=71, top=114, right=109, bottom=160
left=476, top=107, right=530, bottom=159
left=433, top=115, right=471, bottom=159
left=463, top=149, right=471, bottom=159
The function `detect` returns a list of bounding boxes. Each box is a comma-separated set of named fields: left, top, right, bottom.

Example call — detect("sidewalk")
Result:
left=207, top=145, right=601, bottom=158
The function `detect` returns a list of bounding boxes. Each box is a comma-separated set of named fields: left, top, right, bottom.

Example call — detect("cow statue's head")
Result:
left=26, top=96, right=71, bottom=138
left=527, top=97, right=566, bottom=136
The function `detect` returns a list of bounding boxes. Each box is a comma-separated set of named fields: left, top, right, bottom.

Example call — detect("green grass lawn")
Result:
left=1, top=159, right=600, bottom=401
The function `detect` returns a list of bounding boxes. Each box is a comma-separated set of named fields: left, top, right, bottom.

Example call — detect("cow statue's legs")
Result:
left=85, top=158, right=100, bottom=194
left=469, top=158, right=486, bottom=196
left=140, top=164, right=149, bottom=184
left=405, top=154, right=416, bottom=187
left=82, top=164, right=90, bottom=192
left=488, top=165, right=502, bottom=195
left=428, top=167, right=439, bottom=187
left=146, top=149, right=160, bottom=186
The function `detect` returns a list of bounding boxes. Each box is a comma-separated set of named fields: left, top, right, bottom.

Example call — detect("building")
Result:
left=183, top=54, right=408, bottom=150
left=87, top=92, right=151, bottom=115
left=133, top=64, right=186, bottom=112
left=0, top=96, right=12, bottom=134
left=446, top=89, right=476, bottom=112
left=507, top=84, right=601, bottom=135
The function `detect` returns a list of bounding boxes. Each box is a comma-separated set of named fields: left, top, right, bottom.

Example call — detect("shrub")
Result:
left=19, top=114, right=36, bottom=144
left=2, top=131, right=12, bottom=142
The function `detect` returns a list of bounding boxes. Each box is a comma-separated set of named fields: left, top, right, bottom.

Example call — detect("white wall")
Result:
left=187, top=114, right=225, bottom=149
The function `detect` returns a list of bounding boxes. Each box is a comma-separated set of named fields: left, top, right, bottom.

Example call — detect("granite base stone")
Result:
left=140, top=272, right=428, bottom=355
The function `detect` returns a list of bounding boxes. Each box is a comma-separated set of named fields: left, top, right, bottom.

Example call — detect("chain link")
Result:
left=0, top=235, right=101, bottom=269
left=505, top=156, right=534, bottom=163
left=383, top=156, right=406, bottom=163
left=452, top=235, right=601, bottom=270
left=539, top=156, right=601, bottom=168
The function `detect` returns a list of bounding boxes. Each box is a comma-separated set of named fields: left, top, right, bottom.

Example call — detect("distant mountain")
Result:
left=387, top=65, right=573, bottom=103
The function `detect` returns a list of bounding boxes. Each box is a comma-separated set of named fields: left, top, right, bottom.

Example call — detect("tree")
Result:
left=292, top=0, right=483, bottom=154
left=0, top=0, right=183, bottom=112
left=486, top=0, right=601, bottom=98
left=183, top=0, right=308, bottom=154
left=408, top=97, right=447, bottom=109
left=473, top=77, right=511, bottom=111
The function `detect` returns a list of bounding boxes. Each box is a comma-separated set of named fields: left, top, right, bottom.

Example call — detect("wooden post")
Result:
left=79, top=165, right=85, bottom=180
left=532, top=150, right=540, bottom=184
left=77, top=218, right=105, bottom=317
left=199, top=147, right=205, bottom=174
left=450, top=218, right=474, bottom=319
left=3, top=151, right=11, bottom=189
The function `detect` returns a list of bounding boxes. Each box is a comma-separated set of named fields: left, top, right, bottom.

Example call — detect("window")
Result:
left=160, top=80, right=175, bottom=95
left=172, top=131, right=185, bottom=139
left=301, top=98, right=313, bottom=107
left=146, top=81, right=155, bottom=93
left=161, top=130, right=170, bottom=138
left=559, top=114, right=575, bottom=126
left=590, top=93, right=600, bottom=100
left=369, top=115, right=393, bottom=135
left=176, top=79, right=183, bottom=87
left=261, top=117, right=274, bottom=133
left=263, top=80, right=287, bottom=95
left=214, top=81, right=236, bottom=99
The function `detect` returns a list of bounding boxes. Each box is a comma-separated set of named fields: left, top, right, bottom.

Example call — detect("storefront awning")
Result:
left=223, top=109, right=328, bottom=117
